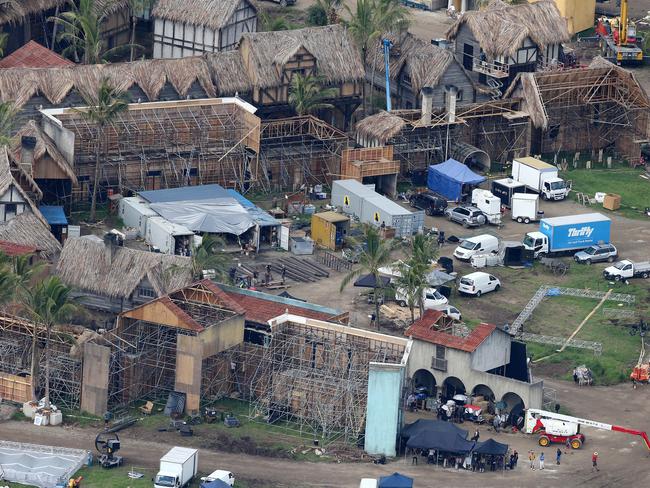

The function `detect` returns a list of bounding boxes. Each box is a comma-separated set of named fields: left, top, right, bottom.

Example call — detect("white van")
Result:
left=201, top=470, right=235, bottom=486
left=359, top=479, right=378, bottom=488
left=458, top=272, right=501, bottom=297
left=453, top=234, right=499, bottom=261
left=395, top=287, right=448, bottom=310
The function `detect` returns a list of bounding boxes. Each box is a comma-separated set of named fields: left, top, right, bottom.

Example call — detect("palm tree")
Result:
left=340, top=225, right=393, bottom=329
left=0, top=266, right=16, bottom=308
left=191, top=235, right=231, bottom=281
left=12, top=254, right=45, bottom=290
left=259, top=11, right=290, bottom=31
left=24, top=276, right=77, bottom=405
left=51, top=0, right=133, bottom=64
left=127, top=0, right=146, bottom=61
left=75, top=79, right=129, bottom=221
left=395, top=261, right=425, bottom=324
left=0, top=101, right=16, bottom=146
left=289, top=73, right=338, bottom=116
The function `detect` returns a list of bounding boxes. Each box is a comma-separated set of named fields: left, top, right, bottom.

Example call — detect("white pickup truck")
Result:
left=603, top=260, right=650, bottom=281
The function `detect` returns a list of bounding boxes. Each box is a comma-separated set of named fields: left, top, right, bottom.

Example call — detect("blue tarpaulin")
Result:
left=378, top=473, right=413, bottom=488
left=427, top=159, right=486, bottom=201
left=38, top=206, right=67, bottom=225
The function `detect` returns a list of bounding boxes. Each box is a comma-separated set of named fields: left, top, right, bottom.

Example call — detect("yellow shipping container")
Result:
left=311, top=211, right=350, bottom=251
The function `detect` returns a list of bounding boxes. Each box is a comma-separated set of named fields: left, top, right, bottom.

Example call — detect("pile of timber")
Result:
left=316, top=250, right=353, bottom=272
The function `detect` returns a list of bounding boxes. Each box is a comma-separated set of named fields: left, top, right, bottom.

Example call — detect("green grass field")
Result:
left=561, top=167, right=650, bottom=219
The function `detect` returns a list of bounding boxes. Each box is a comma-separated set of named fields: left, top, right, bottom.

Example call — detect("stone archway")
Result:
left=501, top=391, right=525, bottom=412
left=413, top=369, right=437, bottom=397
left=471, top=384, right=495, bottom=402
left=442, top=376, right=466, bottom=400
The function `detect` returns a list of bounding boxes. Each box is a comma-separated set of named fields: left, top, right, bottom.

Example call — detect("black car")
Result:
left=409, top=192, right=448, bottom=216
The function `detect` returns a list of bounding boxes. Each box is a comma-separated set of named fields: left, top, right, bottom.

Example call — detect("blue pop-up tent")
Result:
left=427, top=159, right=486, bottom=201
left=378, top=473, right=413, bottom=488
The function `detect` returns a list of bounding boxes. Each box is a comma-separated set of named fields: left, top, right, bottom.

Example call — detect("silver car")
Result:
left=574, top=244, right=618, bottom=265
left=444, top=206, right=487, bottom=228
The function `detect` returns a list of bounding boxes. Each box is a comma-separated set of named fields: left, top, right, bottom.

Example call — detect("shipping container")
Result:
left=311, top=211, right=350, bottom=250
left=118, top=197, right=158, bottom=237
left=331, top=179, right=376, bottom=217
left=491, top=178, right=526, bottom=207
left=361, top=195, right=417, bottom=238
left=145, top=216, right=194, bottom=255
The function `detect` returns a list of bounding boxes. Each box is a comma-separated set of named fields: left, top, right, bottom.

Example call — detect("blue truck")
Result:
left=522, top=213, right=612, bottom=258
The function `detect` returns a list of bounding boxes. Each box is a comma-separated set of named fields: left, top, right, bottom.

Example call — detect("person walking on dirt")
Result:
left=539, top=452, right=545, bottom=470
left=528, top=451, right=536, bottom=470
left=565, top=437, right=571, bottom=453
left=592, top=452, right=599, bottom=472
left=556, top=448, right=562, bottom=465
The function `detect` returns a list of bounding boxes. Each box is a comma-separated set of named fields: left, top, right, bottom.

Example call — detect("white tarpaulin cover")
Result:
left=150, top=198, right=255, bottom=235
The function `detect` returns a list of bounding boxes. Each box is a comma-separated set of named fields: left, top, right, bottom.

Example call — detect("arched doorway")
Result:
left=501, top=392, right=525, bottom=425
left=442, top=376, right=466, bottom=400
left=471, top=384, right=495, bottom=402
left=413, top=369, right=436, bottom=397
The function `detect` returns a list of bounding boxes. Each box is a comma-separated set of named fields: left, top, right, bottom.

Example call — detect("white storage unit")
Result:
left=331, top=179, right=376, bottom=216
left=119, top=197, right=158, bottom=237
left=471, top=189, right=501, bottom=225
left=511, top=193, right=540, bottom=224
left=145, top=216, right=194, bottom=255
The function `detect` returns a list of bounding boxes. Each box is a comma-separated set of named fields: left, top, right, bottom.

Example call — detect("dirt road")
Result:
left=2, top=378, right=650, bottom=487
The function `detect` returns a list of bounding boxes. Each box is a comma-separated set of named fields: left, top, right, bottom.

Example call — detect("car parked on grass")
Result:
left=409, top=191, right=448, bottom=216
left=573, top=244, right=618, bottom=264
left=458, top=272, right=501, bottom=297
left=444, top=206, right=487, bottom=228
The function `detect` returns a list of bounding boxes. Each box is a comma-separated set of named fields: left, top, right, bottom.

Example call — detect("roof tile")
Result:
left=0, top=41, right=73, bottom=69
left=405, top=310, right=496, bottom=352
left=0, top=239, right=37, bottom=256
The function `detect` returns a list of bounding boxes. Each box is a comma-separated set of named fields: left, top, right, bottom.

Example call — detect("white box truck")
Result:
left=511, top=193, right=539, bottom=224
left=511, top=157, right=570, bottom=201
left=154, top=447, right=198, bottom=488
left=119, top=197, right=158, bottom=238
left=145, top=216, right=194, bottom=255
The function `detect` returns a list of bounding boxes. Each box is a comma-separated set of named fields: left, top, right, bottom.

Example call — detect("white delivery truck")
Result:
left=603, top=260, right=650, bottom=281
left=471, top=189, right=501, bottom=225
left=154, top=447, right=198, bottom=488
left=511, top=193, right=540, bottom=224
left=511, top=157, right=570, bottom=201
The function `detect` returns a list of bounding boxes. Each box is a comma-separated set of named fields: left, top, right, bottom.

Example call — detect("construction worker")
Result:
left=539, top=451, right=545, bottom=470
left=556, top=447, right=562, bottom=465
left=528, top=450, right=536, bottom=470
left=592, top=452, right=599, bottom=472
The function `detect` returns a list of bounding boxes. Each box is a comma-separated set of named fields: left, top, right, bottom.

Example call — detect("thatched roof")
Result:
left=205, top=51, right=252, bottom=95
left=153, top=0, right=254, bottom=30
left=446, top=0, right=570, bottom=60
left=368, top=33, right=454, bottom=94
left=0, top=146, right=47, bottom=222
left=240, top=24, right=364, bottom=89
left=0, top=212, right=60, bottom=258
left=11, top=120, right=77, bottom=184
left=355, top=111, right=406, bottom=144
left=56, top=235, right=193, bottom=300
left=0, top=57, right=217, bottom=109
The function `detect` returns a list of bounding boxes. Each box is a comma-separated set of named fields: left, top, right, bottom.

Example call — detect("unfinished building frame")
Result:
left=356, top=99, right=530, bottom=174
left=258, top=116, right=349, bottom=192
left=40, top=98, right=261, bottom=201
left=0, top=314, right=82, bottom=409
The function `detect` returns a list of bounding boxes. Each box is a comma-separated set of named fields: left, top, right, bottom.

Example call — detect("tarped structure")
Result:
left=151, top=199, right=255, bottom=235
left=427, top=159, right=486, bottom=201
left=401, top=419, right=468, bottom=439
left=354, top=274, right=391, bottom=288
left=406, top=430, right=476, bottom=453
left=378, top=473, right=413, bottom=488
left=474, top=438, right=509, bottom=455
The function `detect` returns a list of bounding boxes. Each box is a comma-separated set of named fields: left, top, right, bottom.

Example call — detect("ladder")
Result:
left=510, top=286, right=548, bottom=336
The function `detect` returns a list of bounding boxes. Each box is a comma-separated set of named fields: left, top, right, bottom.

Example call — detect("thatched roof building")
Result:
left=355, top=111, right=407, bottom=145
left=153, top=0, right=255, bottom=31
left=0, top=212, right=60, bottom=258
left=368, top=33, right=454, bottom=95
left=446, top=0, right=570, bottom=60
left=57, top=235, right=193, bottom=301
left=0, top=146, right=46, bottom=220
left=11, top=120, right=77, bottom=185
left=240, top=24, right=364, bottom=90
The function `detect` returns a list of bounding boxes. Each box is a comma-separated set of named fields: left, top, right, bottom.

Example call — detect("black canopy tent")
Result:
left=474, top=438, right=509, bottom=455
left=354, top=273, right=391, bottom=288
left=406, top=430, right=476, bottom=453
left=401, top=419, right=468, bottom=440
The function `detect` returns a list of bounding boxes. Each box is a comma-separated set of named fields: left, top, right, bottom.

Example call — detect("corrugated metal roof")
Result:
left=405, top=310, right=496, bottom=352
left=139, top=184, right=231, bottom=203
left=226, top=189, right=280, bottom=227
left=332, top=179, right=376, bottom=196
left=363, top=195, right=412, bottom=216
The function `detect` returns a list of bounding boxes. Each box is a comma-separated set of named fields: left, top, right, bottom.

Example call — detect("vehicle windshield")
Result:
left=460, top=240, right=478, bottom=250
left=522, top=235, right=535, bottom=248
left=460, top=278, right=473, bottom=286
left=614, top=261, right=628, bottom=270
left=425, top=290, right=444, bottom=300
left=550, top=180, right=566, bottom=190
left=583, top=247, right=597, bottom=255
left=154, top=476, right=176, bottom=487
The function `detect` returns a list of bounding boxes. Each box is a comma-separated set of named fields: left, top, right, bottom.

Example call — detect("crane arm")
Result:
left=620, top=0, right=628, bottom=46
left=611, top=425, right=650, bottom=450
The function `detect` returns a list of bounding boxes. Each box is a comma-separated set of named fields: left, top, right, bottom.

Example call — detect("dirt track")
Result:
left=2, top=378, right=650, bottom=487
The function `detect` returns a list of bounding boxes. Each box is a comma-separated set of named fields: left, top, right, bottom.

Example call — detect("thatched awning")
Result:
left=446, top=0, right=570, bottom=60
left=11, top=120, right=77, bottom=185
left=0, top=212, right=60, bottom=259
left=368, top=33, right=454, bottom=94
left=241, top=24, right=364, bottom=89
left=0, top=146, right=46, bottom=222
left=56, top=235, right=193, bottom=300
left=152, top=0, right=253, bottom=31
left=355, top=111, right=406, bottom=144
